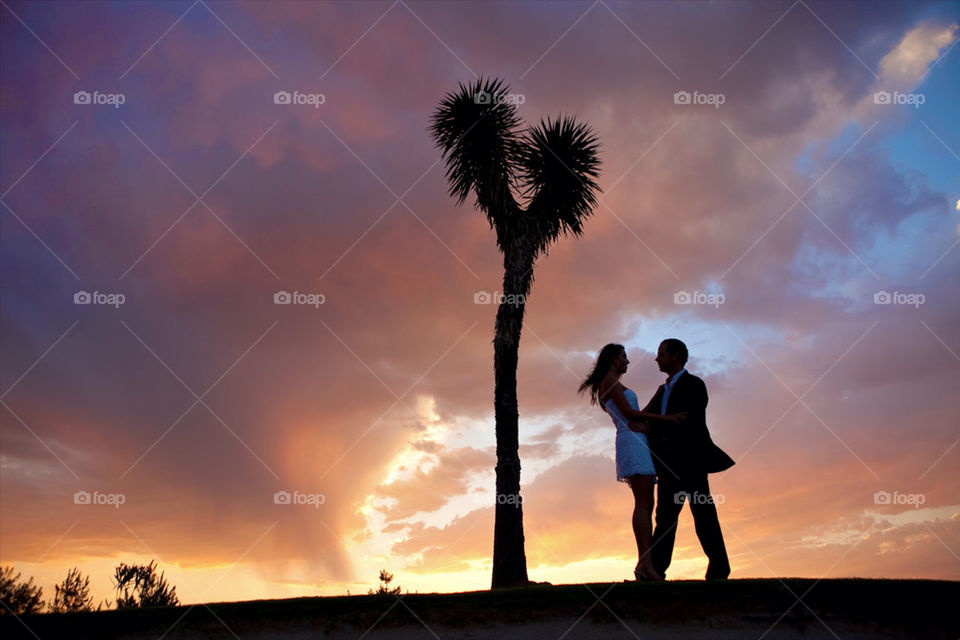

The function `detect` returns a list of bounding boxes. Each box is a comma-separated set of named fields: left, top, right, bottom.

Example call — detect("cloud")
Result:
left=375, top=445, right=495, bottom=522
left=878, top=22, right=958, bottom=82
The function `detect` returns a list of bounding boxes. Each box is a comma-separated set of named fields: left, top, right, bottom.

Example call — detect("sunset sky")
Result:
left=1, top=0, right=959, bottom=607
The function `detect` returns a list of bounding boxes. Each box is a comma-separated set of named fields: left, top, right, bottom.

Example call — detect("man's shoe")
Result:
left=705, top=565, right=730, bottom=580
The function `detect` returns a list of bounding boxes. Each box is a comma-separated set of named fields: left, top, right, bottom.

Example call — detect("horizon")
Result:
left=2, top=0, right=959, bottom=609
left=5, top=579, right=959, bottom=640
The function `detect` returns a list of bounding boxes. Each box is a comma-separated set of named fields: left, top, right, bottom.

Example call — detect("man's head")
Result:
left=656, top=338, right=688, bottom=375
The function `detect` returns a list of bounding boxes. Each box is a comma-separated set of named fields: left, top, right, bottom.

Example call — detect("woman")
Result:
left=578, top=343, right=686, bottom=581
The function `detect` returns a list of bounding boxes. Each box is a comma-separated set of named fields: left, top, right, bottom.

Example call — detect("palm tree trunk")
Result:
left=491, top=246, right=534, bottom=589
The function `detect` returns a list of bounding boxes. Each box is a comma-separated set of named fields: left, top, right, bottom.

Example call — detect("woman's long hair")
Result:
left=578, top=343, right=625, bottom=409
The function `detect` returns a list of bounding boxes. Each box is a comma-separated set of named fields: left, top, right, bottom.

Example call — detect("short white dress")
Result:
left=604, top=387, right=657, bottom=482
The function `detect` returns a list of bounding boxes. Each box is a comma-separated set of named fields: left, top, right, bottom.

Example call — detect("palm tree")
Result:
left=430, top=77, right=601, bottom=588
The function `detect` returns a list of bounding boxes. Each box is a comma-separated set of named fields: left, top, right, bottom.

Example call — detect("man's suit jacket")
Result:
left=646, top=371, right=734, bottom=480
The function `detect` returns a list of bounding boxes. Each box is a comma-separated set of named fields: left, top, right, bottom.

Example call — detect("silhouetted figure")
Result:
left=579, top=343, right=688, bottom=581
left=645, top=339, right=734, bottom=580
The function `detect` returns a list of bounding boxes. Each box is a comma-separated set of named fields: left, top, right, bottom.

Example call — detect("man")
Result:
left=645, top=338, right=733, bottom=580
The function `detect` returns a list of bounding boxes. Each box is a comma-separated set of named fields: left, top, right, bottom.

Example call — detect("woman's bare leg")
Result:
left=628, top=475, right=661, bottom=579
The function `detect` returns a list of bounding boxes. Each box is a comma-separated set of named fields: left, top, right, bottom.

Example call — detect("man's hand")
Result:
left=628, top=421, right=651, bottom=434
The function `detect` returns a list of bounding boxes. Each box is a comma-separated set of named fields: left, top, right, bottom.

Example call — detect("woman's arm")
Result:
left=601, top=382, right=686, bottom=424
left=626, top=388, right=662, bottom=433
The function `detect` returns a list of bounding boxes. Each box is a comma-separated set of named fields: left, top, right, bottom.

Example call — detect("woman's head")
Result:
left=578, top=343, right=626, bottom=406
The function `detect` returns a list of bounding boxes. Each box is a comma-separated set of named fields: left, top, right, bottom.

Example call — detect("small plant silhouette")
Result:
left=369, top=569, right=401, bottom=595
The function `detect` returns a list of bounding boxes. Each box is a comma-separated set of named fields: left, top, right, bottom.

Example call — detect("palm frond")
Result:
left=519, top=115, right=602, bottom=253
left=429, top=76, right=524, bottom=220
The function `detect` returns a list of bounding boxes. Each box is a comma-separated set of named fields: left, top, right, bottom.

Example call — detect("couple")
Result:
left=578, top=339, right=734, bottom=582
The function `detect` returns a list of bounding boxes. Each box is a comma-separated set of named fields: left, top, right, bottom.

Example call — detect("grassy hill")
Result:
left=2, top=578, right=957, bottom=639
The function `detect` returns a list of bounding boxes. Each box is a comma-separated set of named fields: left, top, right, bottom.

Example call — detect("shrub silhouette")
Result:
left=113, top=560, right=179, bottom=608
left=50, top=567, right=95, bottom=613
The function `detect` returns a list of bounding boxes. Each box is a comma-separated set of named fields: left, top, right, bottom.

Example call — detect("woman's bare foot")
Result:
left=634, top=564, right=664, bottom=582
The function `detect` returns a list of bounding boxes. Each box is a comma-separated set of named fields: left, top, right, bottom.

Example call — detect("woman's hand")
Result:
left=665, top=412, right=688, bottom=423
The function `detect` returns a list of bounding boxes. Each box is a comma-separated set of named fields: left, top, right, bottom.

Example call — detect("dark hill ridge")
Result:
left=2, top=578, right=957, bottom=639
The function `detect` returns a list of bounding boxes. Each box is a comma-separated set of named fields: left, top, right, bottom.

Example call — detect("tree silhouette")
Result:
left=50, top=567, right=95, bottom=613
left=431, top=77, right=601, bottom=588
